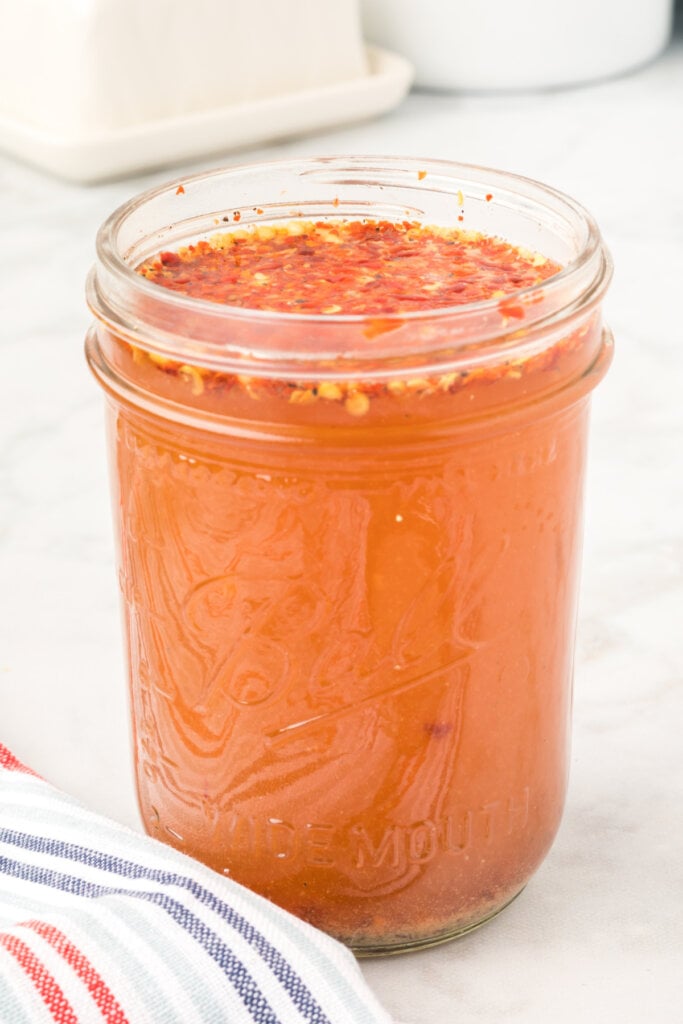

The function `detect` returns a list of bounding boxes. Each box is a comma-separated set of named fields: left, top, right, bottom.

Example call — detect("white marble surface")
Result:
left=1, top=23, right=682, bottom=1024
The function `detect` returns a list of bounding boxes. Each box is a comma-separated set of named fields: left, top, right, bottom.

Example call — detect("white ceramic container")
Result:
left=361, top=0, right=674, bottom=90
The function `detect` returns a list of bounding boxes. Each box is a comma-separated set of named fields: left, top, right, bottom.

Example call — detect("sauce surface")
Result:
left=137, top=219, right=560, bottom=314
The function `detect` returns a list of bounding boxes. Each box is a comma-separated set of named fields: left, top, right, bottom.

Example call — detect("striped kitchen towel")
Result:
left=0, top=745, right=393, bottom=1024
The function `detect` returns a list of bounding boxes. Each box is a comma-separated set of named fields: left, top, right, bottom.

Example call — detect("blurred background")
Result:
left=1, top=2, right=682, bottom=1022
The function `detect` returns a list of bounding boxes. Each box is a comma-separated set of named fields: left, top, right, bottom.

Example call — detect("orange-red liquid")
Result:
left=104, top=222, right=605, bottom=950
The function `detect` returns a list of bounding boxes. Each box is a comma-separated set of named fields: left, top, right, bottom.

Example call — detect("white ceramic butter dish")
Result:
left=0, top=0, right=412, bottom=182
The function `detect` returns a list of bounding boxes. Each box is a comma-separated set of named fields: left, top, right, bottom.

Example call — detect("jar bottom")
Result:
left=349, top=887, right=527, bottom=957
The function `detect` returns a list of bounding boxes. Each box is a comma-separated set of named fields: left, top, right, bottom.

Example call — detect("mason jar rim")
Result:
left=87, top=155, right=612, bottom=379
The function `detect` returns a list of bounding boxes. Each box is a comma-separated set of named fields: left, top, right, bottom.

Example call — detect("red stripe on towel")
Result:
left=0, top=932, right=78, bottom=1023
left=0, top=745, right=38, bottom=776
left=23, top=921, right=130, bottom=1024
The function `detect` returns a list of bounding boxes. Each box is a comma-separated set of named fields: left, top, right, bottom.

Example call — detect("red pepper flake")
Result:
left=485, top=193, right=493, bottom=202
left=499, top=300, right=525, bottom=320
left=256, top=208, right=264, bottom=215
left=417, top=170, right=427, bottom=181
left=175, top=185, right=185, bottom=195
left=424, top=722, right=453, bottom=738
left=233, top=211, right=241, bottom=222
left=333, top=197, right=340, bottom=208
left=363, top=317, right=403, bottom=340
left=457, top=215, right=464, bottom=222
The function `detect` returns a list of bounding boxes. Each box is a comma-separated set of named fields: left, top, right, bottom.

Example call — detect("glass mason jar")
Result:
left=86, top=157, right=612, bottom=954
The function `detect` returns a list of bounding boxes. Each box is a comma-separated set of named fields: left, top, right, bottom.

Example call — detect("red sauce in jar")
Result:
left=105, top=219, right=597, bottom=951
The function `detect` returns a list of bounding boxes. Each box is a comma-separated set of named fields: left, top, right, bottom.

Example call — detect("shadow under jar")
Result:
left=86, top=157, right=612, bottom=954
